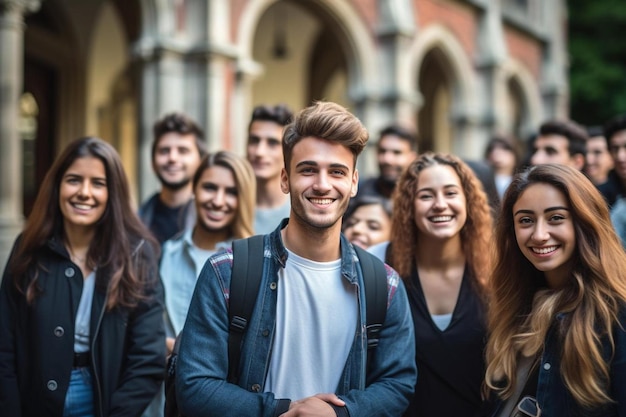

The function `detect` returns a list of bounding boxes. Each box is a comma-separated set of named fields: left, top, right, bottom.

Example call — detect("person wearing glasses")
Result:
left=485, top=164, right=626, bottom=416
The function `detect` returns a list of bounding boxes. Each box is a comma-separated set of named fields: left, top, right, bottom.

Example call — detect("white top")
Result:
left=74, top=270, right=96, bottom=353
left=264, top=249, right=357, bottom=399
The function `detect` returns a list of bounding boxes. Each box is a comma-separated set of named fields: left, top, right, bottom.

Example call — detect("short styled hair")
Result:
left=603, top=114, right=626, bottom=144
left=538, top=119, right=588, bottom=157
left=248, top=104, right=293, bottom=131
left=151, top=112, right=207, bottom=160
left=378, top=124, right=418, bottom=152
left=282, top=101, right=368, bottom=171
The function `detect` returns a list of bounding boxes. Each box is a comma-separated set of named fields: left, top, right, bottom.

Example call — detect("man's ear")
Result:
left=351, top=169, right=359, bottom=198
left=280, top=168, right=290, bottom=194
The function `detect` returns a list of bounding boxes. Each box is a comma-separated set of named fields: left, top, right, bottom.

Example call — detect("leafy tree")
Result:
left=568, top=0, right=626, bottom=125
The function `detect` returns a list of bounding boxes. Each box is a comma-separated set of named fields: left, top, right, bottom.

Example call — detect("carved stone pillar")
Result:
left=0, top=0, right=40, bottom=274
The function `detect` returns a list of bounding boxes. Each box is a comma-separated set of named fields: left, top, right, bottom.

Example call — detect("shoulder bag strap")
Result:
left=227, top=234, right=265, bottom=384
left=354, top=245, right=388, bottom=370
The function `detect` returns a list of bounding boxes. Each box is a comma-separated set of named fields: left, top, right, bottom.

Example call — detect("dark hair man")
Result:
left=139, top=112, right=207, bottom=244
left=246, top=104, right=293, bottom=234
left=357, top=124, right=418, bottom=201
left=597, top=115, right=626, bottom=207
left=529, top=119, right=588, bottom=171
left=176, top=102, right=417, bottom=417
left=584, top=125, right=613, bottom=186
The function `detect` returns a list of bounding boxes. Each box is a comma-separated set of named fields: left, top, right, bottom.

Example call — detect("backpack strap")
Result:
left=227, top=235, right=265, bottom=384
left=353, top=245, right=388, bottom=370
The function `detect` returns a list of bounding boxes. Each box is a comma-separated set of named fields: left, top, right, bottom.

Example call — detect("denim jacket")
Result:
left=534, top=311, right=626, bottom=417
left=491, top=309, right=626, bottom=417
left=176, top=219, right=417, bottom=417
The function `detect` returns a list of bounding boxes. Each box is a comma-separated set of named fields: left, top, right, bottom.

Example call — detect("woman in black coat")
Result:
left=0, top=137, right=166, bottom=417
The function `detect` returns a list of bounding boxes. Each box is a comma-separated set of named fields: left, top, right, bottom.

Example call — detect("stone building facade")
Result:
left=0, top=0, right=568, bottom=267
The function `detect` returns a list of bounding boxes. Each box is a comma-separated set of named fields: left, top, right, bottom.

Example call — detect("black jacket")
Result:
left=597, top=169, right=626, bottom=208
left=0, top=236, right=166, bottom=417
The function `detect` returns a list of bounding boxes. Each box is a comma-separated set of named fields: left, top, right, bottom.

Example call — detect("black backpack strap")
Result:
left=353, top=245, right=388, bottom=370
left=227, top=235, right=265, bottom=384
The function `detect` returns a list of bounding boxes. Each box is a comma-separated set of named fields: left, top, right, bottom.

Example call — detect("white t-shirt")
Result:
left=264, top=249, right=358, bottom=399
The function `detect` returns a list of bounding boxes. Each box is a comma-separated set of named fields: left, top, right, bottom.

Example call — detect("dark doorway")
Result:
left=22, top=58, right=57, bottom=218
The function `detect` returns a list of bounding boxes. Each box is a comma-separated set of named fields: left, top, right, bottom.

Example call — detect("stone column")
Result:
left=133, top=46, right=187, bottom=202
left=375, top=0, right=420, bottom=125
left=0, top=0, right=40, bottom=275
left=133, top=0, right=238, bottom=202
left=540, top=0, right=568, bottom=119
left=469, top=0, right=507, bottom=159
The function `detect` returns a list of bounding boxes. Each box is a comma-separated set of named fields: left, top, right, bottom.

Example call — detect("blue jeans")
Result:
left=63, top=368, right=95, bottom=417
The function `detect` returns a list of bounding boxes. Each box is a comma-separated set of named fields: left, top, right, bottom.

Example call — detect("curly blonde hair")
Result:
left=388, top=152, right=493, bottom=292
left=485, top=164, right=626, bottom=407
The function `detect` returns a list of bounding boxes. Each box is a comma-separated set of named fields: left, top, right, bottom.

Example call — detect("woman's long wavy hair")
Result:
left=388, top=152, right=493, bottom=292
left=9, top=137, right=159, bottom=310
left=192, top=151, right=256, bottom=239
left=485, top=164, right=626, bottom=407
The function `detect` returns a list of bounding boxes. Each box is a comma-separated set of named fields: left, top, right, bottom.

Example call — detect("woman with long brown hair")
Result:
left=0, top=137, right=165, bottom=417
left=485, top=164, right=626, bottom=416
left=386, top=152, right=493, bottom=417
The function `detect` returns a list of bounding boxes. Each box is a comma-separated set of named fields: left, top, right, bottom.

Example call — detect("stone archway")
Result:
left=417, top=48, right=454, bottom=153
left=502, top=58, right=543, bottom=141
left=234, top=0, right=378, bottom=150
left=409, top=25, right=477, bottom=155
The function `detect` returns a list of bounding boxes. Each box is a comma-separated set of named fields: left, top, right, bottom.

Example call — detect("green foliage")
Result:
left=568, top=0, right=626, bottom=125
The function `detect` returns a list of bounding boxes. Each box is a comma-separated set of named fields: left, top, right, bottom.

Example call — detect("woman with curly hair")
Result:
left=385, top=152, right=493, bottom=417
left=485, top=164, right=626, bottom=416
left=0, top=137, right=165, bottom=417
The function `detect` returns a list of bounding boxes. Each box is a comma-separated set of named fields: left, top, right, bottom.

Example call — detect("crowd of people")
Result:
left=2, top=100, right=626, bottom=417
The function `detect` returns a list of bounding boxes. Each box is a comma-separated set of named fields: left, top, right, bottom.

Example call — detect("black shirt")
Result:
left=150, top=198, right=188, bottom=244
left=403, top=268, right=488, bottom=417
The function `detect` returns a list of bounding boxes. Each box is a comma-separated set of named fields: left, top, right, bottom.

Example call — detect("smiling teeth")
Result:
left=73, top=204, right=92, bottom=210
left=431, top=216, right=452, bottom=222
left=532, top=246, right=557, bottom=254
left=311, top=198, right=333, bottom=204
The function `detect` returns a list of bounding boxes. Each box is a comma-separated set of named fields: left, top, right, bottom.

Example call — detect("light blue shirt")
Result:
left=74, top=270, right=96, bottom=353
left=611, top=196, right=626, bottom=249
left=160, top=228, right=231, bottom=337
left=367, top=240, right=390, bottom=262
left=253, top=200, right=291, bottom=235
